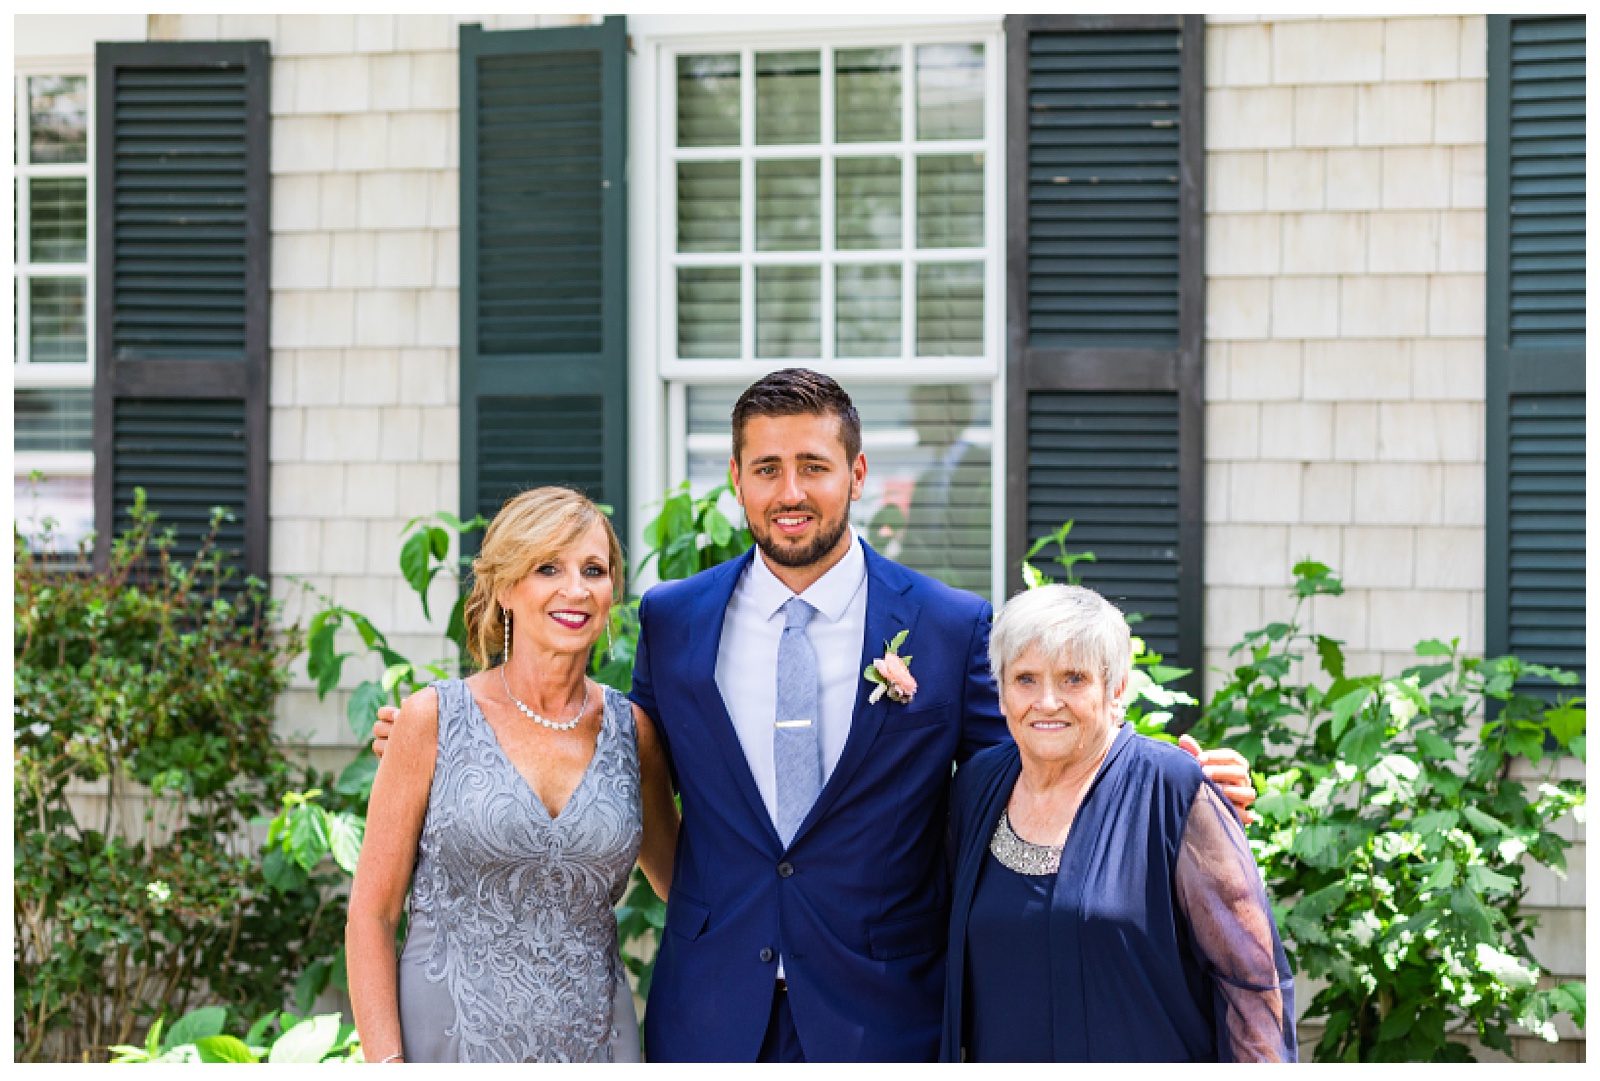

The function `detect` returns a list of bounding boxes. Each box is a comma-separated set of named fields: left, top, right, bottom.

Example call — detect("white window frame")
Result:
left=630, top=20, right=1007, bottom=600
left=14, top=58, right=96, bottom=496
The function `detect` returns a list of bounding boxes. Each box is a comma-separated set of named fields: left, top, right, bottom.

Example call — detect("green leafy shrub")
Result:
left=110, top=1005, right=361, bottom=1063
left=1190, top=561, right=1586, bottom=1061
left=13, top=492, right=318, bottom=1062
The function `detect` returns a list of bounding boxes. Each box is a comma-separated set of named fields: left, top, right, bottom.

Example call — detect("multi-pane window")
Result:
left=660, top=35, right=1001, bottom=598
left=14, top=70, right=94, bottom=557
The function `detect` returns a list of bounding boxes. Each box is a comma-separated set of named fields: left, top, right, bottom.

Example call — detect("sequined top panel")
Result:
left=988, top=809, right=1065, bottom=876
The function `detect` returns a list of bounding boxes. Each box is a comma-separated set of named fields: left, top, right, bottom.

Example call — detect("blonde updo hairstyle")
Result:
left=463, top=486, right=625, bottom=670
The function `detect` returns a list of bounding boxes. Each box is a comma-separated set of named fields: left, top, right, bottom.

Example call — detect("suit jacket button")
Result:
left=777, top=861, right=795, bottom=878
left=759, top=947, right=775, bottom=963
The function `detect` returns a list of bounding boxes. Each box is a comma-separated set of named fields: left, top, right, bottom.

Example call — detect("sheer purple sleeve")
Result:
left=1174, top=782, right=1298, bottom=1063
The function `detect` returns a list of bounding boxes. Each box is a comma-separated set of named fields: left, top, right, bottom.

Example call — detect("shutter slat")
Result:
left=1508, top=17, right=1585, bottom=351
left=111, top=66, right=249, bottom=362
left=1027, top=391, right=1182, bottom=659
left=1506, top=393, right=1585, bottom=696
left=1026, top=28, right=1181, bottom=351
left=112, top=399, right=249, bottom=565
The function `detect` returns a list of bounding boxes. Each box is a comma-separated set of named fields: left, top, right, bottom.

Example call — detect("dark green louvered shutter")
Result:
left=459, top=19, right=627, bottom=545
left=1004, top=15, right=1203, bottom=683
left=93, top=41, right=270, bottom=579
left=1487, top=16, right=1585, bottom=698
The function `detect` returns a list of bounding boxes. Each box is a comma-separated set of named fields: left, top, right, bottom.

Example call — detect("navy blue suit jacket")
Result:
left=628, top=541, right=1008, bottom=1062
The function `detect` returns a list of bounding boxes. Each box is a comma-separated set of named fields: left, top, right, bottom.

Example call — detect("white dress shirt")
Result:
left=713, top=530, right=869, bottom=832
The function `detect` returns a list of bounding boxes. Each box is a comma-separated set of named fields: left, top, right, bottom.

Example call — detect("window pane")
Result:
left=756, top=266, right=821, bottom=358
left=917, top=262, right=983, bottom=356
left=29, top=277, right=88, bottom=363
left=678, top=162, right=741, bottom=253
left=917, top=44, right=984, bottom=141
left=836, top=47, right=901, bottom=143
left=678, top=54, right=741, bottom=147
left=29, top=178, right=89, bottom=263
left=14, top=387, right=93, bottom=452
left=756, top=51, right=820, bottom=145
left=29, top=75, right=89, bottom=165
left=686, top=382, right=993, bottom=598
left=836, top=156, right=902, bottom=250
left=917, top=154, right=983, bottom=249
left=678, top=268, right=741, bottom=358
left=14, top=472, right=95, bottom=557
left=836, top=264, right=901, bottom=358
left=756, top=159, right=821, bottom=251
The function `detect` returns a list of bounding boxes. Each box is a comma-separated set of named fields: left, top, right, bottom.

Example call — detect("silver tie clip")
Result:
left=774, top=719, right=813, bottom=728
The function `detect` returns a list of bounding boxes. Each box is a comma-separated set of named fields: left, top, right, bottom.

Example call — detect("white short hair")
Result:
left=989, top=584, right=1133, bottom=693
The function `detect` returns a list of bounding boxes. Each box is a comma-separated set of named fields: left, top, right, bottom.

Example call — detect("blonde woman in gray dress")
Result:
left=346, top=487, right=679, bottom=1062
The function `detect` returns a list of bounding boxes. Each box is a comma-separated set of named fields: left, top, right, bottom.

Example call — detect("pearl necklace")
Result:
left=499, top=667, right=590, bottom=732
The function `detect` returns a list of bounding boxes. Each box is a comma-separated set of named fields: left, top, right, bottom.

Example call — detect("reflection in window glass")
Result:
left=14, top=472, right=95, bottom=557
left=29, top=76, right=89, bottom=164
left=836, top=156, right=902, bottom=250
left=756, top=51, right=821, bottom=145
left=14, top=387, right=93, bottom=452
left=755, top=267, right=821, bottom=358
left=678, top=268, right=741, bottom=358
left=755, top=159, right=821, bottom=251
left=29, top=277, right=88, bottom=363
left=836, top=48, right=901, bottom=143
left=678, top=54, right=741, bottom=147
left=917, top=263, right=984, bottom=356
left=29, top=178, right=89, bottom=263
left=917, top=154, right=983, bottom=249
left=916, top=44, right=984, bottom=141
left=836, top=265, right=901, bottom=357
left=677, top=162, right=740, bottom=253
left=687, top=382, right=992, bottom=597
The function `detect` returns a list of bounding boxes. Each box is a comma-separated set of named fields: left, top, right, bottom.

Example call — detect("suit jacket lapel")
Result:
left=683, top=549, right=784, bottom=851
left=790, top=543, right=920, bottom=847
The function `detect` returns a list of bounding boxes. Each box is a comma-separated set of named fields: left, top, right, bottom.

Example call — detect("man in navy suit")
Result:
left=625, top=370, right=1253, bottom=1062
left=373, top=368, right=1254, bottom=1061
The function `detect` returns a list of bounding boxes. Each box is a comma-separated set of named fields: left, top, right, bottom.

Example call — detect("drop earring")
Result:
left=502, top=608, right=511, bottom=662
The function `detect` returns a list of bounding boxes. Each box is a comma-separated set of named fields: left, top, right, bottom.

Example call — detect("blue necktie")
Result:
left=774, top=597, right=822, bottom=847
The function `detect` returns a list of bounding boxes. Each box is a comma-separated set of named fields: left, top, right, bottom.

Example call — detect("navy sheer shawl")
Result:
left=940, top=724, right=1297, bottom=1062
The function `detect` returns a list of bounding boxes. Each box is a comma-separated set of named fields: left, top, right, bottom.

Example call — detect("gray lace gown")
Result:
left=397, top=679, right=643, bottom=1062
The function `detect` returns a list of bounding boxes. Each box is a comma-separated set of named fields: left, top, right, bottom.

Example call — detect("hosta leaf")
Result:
left=196, top=1035, right=257, bottom=1063
left=165, top=1006, right=228, bottom=1049
left=268, top=1015, right=342, bottom=1064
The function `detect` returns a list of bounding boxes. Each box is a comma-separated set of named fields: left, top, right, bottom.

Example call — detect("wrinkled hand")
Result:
left=1179, top=734, right=1256, bottom=825
left=373, top=704, right=400, bottom=758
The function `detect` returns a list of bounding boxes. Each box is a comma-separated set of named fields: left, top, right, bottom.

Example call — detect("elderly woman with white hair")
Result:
left=940, top=585, right=1296, bottom=1062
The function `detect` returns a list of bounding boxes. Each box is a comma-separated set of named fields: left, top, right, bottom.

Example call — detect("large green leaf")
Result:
left=268, top=1015, right=342, bottom=1064
left=288, top=803, right=332, bottom=872
left=196, top=1035, right=257, bottom=1063
left=262, top=847, right=309, bottom=893
left=327, top=812, right=365, bottom=875
left=346, top=680, right=386, bottom=742
left=165, top=1006, right=228, bottom=1048
left=1329, top=687, right=1371, bottom=741
left=335, top=752, right=379, bottom=799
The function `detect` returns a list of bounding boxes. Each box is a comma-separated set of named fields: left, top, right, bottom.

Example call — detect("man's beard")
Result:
left=749, top=505, right=851, bottom=568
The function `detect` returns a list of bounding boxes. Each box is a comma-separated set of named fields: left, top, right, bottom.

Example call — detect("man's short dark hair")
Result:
left=731, top=368, right=863, bottom=464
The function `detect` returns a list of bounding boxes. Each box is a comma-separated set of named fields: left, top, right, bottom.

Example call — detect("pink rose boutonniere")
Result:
left=864, top=629, right=917, bottom=705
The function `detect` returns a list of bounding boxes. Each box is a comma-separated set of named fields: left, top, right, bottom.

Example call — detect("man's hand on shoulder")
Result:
left=1178, top=734, right=1256, bottom=825
left=373, top=704, right=401, bottom=758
